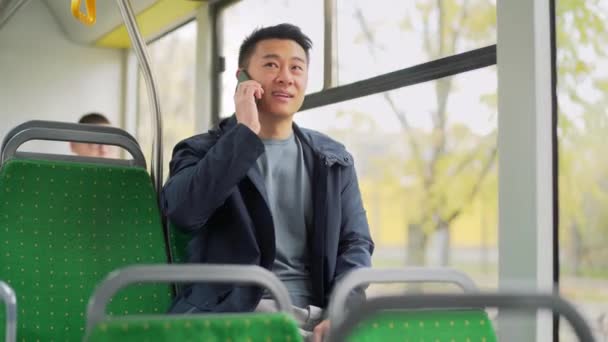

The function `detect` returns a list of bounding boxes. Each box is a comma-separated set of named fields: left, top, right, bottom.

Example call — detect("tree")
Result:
left=556, top=0, right=608, bottom=276
left=352, top=0, right=498, bottom=265
left=347, top=0, right=608, bottom=274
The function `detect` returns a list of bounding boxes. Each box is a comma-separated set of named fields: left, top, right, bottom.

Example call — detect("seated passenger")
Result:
left=162, top=23, right=374, bottom=341
left=70, top=112, right=119, bottom=158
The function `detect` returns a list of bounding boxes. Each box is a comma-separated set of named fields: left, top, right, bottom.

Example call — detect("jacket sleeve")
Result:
left=161, top=123, right=265, bottom=233
left=332, top=163, right=375, bottom=306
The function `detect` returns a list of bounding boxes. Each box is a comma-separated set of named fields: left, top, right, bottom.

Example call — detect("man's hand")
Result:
left=313, top=319, right=330, bottom=342
left=234, top=80, right=264, bottom=134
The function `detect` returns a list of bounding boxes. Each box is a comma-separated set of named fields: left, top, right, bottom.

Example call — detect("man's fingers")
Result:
left=238, top=83, right=263, bottom=99
left=243, top=85, right=255, bottom=98
left=255, top=87, right=264, bottom=99
left=313, top=328, right=322, bottom=342
left=312, top=320, right=329, bottom=342
left=237, top=80, right=261, bottom=93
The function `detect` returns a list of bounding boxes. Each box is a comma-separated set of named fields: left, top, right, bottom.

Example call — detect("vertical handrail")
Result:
left=0, top=0, right=31, bottom=30
left=115, top=0, right=163, bottom=197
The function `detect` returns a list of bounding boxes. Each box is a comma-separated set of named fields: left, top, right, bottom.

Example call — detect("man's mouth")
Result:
left=271, top=91, right=294, bottom=98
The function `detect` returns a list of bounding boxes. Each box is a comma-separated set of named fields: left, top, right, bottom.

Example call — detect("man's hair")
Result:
left=238, top=23, right=312, bottom=69
left=78, top=113, right=110, bottom=125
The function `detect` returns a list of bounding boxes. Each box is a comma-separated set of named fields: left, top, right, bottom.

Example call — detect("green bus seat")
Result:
left=87, top=312, right=301, bottom=342
left=331, top=293, right=596, bottom=342
left=85, top=265, right=303, bottom=342
left=0, top=159, right=172, bottom=341
left=345, top=309, right=496, bottom=342
left=168, top=222, right=190, bottom=265
left=328, top=268, right=497, bottom=342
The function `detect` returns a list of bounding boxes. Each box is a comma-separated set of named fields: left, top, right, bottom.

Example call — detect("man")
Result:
left=70, top=113, right=118, bottom=158
left=162, top=23, right=374, bottom=341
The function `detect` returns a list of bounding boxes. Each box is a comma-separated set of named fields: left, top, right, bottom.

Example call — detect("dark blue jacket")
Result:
left=161, top=116, right=374, bottom=313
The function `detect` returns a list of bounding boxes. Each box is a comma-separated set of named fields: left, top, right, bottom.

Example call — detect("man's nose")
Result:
left=276, top=67, right=294, bottom=85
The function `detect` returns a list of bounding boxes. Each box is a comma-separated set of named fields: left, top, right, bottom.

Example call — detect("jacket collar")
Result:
left=217, top=116, right=353, bottom=167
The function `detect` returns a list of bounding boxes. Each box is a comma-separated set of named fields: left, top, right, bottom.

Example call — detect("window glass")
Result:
left=337, top=0, right=496, bottom=84
left=557, top=1, right=608, bottom=339
left=296, top=66, right=498, bottom=293
left=137, top=21, right=197, bottom=181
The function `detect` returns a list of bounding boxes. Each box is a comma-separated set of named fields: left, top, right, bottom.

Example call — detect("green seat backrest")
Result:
left=347, top=309, right=496, bottom=342
left=168, top=222, right=190, bottom=265
left=87, top=312, right=303, bottom=342
left=0, top=159, right=173, bottom=341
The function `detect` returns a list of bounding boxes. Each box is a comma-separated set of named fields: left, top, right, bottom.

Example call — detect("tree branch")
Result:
left=428, top=0, right=472, bottom=206
left=354, top=7, right=429, bottom=183
left=451, top=0, right=470, bottom=53
left=449, top=138, right=493, bottom=177
left=422, top=2, right=435, bottom=59
left=445, top=146, right=497, bottom=224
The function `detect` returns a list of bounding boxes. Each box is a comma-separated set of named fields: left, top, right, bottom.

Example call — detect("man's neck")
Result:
left=257, top=113, right=294, bottom=140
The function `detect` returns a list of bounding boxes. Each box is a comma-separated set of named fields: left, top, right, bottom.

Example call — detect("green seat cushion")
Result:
left=0, top=159, right=172, bottom=341
left=347, top=309, right=496, bottom=342
left=87, top=312, right=303, bottom=342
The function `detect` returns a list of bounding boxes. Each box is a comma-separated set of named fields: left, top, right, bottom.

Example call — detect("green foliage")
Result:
left=361, top=0, right=499, bottom=260
left=556, top=0, right=608, bottom=276
left=346, top=0, right=608, bottom=275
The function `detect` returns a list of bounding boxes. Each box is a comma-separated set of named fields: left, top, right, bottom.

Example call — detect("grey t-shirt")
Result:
left=256, top=133, right=313, bottom=308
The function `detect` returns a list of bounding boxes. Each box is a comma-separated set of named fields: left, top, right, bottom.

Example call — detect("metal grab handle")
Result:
left=327, top=267, right=478, bottom=328
left=330, top=293, right=596, bottom=342
left=116, top=0, right=163, bottom=196
left=0, top=281, right=17, bottom=342
left=1, top=127, right=146, bottom=168
left=86, top=265, right=294, bottom=334
left=1, top=120, right=139, bottom=154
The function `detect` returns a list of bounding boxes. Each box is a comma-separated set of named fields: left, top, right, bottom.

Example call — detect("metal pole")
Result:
left=115, top=0, right=163, bottom=196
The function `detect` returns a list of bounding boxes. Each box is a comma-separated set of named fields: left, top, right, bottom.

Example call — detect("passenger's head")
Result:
left=238, top=23, right=312, bottom=118
left=78, top=113, right=110, bottom=126
left=70, top=113, right=117, bottom=158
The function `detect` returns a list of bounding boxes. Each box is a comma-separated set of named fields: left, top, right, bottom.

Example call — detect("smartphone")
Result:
left=237, top=70, right=251, bottom=84
left=236, top=70, right=260, bottom=104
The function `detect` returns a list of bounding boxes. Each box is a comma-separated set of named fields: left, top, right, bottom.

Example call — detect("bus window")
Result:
left=336, top=0, right=496, bottom=85
left=137, top=20, right=197, bottom=182
left=557, top=0, right=608, bottom=339
left=297, top=66, right=498, bottom=296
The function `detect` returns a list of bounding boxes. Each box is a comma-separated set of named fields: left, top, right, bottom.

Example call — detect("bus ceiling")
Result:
left=0, top=0, right=205, bottom=48
left=0, top=0, right=30, bottom=30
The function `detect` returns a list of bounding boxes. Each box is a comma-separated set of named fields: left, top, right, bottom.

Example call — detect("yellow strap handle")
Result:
left=71, top=0, right=96, bottom=26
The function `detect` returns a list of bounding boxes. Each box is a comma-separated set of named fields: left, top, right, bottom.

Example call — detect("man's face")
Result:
left=245, top=39, right=309, bottom=118
left=70, top=142, right=117, bottom=158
